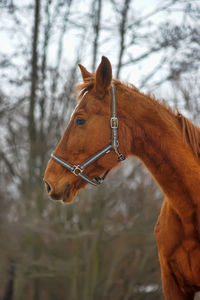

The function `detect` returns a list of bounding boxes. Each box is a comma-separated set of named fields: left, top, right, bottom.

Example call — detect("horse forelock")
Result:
left=76, top=77, right=95, bottom=100
left=75, top=78, right=137, bottom=100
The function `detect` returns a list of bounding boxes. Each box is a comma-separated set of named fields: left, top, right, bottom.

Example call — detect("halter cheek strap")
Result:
left=51, top=84, right=125, bottom=186
left=110, top=84, right=125, bottom=161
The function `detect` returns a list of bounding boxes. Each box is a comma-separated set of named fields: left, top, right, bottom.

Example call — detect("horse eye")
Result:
left=76, top=118, right=86, bottom=126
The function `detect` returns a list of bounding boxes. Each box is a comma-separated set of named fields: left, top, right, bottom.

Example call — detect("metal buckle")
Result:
left=118, top=153, right=125, bottom=161
left=95, top=177, right=104, bottom=184
left=110, top=117, right=118, bottom=128
left=72, top=165, right=83, bottom=176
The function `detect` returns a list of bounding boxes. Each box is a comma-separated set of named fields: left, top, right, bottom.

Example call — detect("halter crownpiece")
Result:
left=51, top=84, right=125, bottom=186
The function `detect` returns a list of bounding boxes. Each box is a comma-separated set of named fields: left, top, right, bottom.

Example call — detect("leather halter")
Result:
left=51, top=84, right=125, bottom=186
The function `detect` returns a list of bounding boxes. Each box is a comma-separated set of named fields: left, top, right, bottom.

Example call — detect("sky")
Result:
left=0, top=0, right=199, bottom=105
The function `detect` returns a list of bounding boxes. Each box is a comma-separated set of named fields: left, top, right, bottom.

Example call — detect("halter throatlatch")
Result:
left=51, top=84, right=125, bottom=186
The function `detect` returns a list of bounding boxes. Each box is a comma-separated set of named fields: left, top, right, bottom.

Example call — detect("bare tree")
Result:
left=28, top=0, right=40, bottom=190
left=91, top=0, right=102, bottom=72
left=113, top=0, right=131, bottom=78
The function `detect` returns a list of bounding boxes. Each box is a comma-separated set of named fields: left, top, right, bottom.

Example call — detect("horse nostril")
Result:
left=45, top=181, right=51, bottom=194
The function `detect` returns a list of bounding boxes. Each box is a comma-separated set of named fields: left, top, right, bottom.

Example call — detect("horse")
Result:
left=44, top=56, right=200, bottom=299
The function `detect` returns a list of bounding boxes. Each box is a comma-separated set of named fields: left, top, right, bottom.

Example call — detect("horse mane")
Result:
left=177, top=113, right=200, bottom=158
left=76, top=79, right=200, bottom=159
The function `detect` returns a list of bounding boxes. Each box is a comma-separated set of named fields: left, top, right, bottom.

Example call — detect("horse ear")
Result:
left=95, top=56, right=112, bottom=96
left=78, top=64, right=93, bottom=82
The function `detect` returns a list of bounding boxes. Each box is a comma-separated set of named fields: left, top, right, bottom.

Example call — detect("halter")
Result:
left=51, top=84, right=125, bottom=186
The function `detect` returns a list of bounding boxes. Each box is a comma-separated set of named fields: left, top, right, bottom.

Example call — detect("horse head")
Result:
left=44, top=57, right=127, bottom=203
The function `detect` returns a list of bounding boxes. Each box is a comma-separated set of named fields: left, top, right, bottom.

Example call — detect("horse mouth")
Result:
left=62, top=183, right=77, bottom=203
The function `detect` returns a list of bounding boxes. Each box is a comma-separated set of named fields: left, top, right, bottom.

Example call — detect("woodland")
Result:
left=0, top=0, right=200, bottom=299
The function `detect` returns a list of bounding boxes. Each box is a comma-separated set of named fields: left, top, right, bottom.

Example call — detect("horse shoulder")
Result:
left=154, top=198, right=183, bottom=257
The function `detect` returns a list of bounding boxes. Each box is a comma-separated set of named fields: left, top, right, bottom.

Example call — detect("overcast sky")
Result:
left=0, top=0, right=199, bottom=104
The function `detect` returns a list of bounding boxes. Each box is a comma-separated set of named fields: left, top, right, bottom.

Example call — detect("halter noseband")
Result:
left=51, top=84, right=125, bottom=186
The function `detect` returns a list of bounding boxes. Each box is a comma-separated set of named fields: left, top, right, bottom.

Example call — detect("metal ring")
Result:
left=72, top=165, right=83, bottom=176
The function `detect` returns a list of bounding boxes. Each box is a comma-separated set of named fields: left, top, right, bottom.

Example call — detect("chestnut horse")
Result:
left=44, top=56, right=200, bottom=299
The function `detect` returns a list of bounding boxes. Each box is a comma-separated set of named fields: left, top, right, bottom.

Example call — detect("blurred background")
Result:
left=0, top=0, right=200, bottom=299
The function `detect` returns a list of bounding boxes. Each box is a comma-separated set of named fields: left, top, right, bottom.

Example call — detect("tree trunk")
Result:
left=28, top=0, right=40, bottom=188
left=92, top=0, right=102, bottom=72
left=116, top=0, right=131, bottom=78
left=2, top=260, right=15, bottom=300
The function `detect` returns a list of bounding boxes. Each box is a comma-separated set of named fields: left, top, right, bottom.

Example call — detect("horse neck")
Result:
left=118, top=86, right=200, bottom=236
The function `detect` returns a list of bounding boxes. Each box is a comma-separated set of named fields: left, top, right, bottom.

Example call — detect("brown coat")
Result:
left=44, top=57, right=200, bottom=299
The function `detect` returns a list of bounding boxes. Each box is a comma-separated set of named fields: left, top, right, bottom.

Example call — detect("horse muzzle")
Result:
left=44, top=179, right=76, bottom=203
